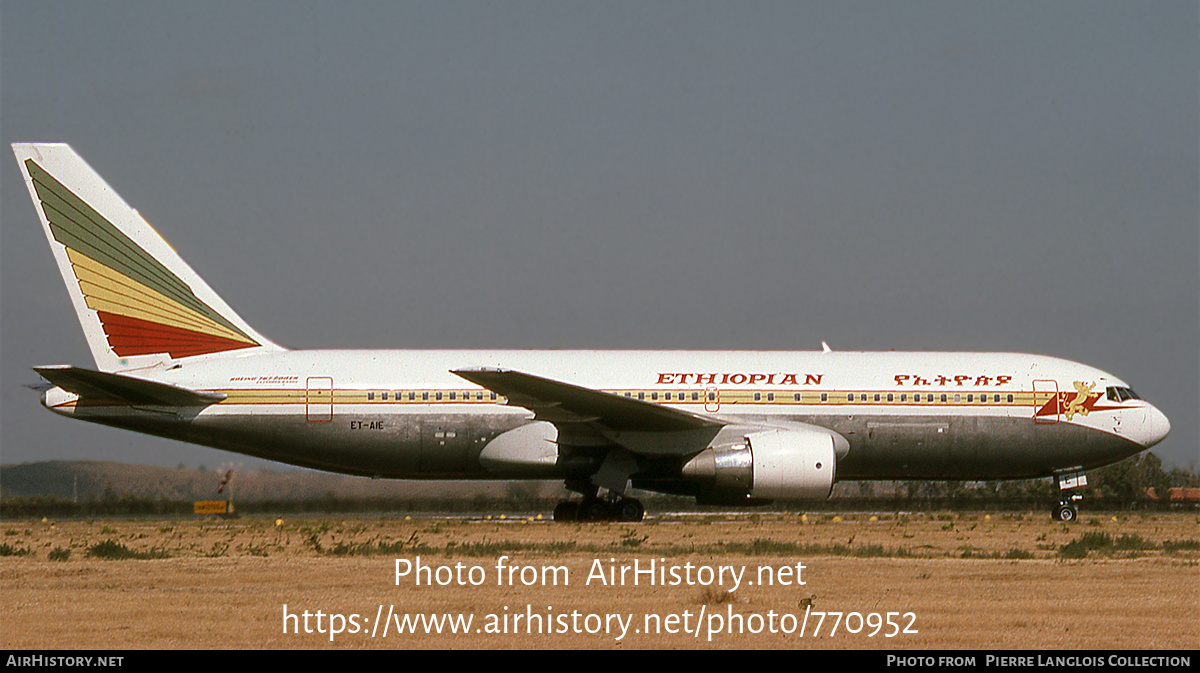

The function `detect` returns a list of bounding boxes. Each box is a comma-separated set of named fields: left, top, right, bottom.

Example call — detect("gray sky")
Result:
left=2, top=2, right=1196, bottom=472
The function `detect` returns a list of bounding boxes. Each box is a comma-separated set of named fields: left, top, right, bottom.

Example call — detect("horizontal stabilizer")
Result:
left=34, top=365, right=226, bottom=407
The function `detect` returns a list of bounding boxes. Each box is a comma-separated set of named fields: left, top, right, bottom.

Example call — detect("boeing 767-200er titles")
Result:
left=14, top=143, right=1170, bottom=522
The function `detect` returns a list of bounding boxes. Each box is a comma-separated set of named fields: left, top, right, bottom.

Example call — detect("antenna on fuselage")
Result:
left=821, top=341, right=832, bottom=353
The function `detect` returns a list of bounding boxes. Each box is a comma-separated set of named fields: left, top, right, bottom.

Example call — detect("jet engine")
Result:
left=681, top=427, right=837, bottom=500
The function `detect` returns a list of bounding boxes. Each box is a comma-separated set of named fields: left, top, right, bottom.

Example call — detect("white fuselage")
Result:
left=44, top=349, right=1169, bottom=488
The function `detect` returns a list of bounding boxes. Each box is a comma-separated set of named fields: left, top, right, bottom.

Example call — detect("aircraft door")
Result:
left=306, top=377, right=333, bottom=422
left=1033, top=380, right=1059, bottom=424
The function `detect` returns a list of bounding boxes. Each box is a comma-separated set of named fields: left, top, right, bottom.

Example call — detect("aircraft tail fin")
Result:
left=12, top=143, right=283, bottom=371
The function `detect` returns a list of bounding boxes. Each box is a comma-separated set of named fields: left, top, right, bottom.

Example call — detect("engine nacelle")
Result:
left=682, top=428, right=836, bottom=500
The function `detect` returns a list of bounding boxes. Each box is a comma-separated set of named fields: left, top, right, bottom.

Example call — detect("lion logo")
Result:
left=1064, top=381, right=1097, bottom=421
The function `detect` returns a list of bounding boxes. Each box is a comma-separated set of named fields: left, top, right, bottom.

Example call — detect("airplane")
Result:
left=13, top=143, right=1170, bottom=523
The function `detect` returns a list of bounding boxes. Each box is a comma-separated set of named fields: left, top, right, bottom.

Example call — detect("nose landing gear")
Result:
left=1052, top=470, right=1087, bottom=522
left=1053, top=493, right=1082, bottom=522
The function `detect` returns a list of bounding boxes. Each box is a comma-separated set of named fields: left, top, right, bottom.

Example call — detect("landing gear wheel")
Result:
left=615, top=498, right=644, bottom=522
left=556, top=481, right=648, bottom=523
left=582, top=498, right=611, bottom=522
left=1055, top=503, right=1078, bottom=522
left=1052, top=472, right=1086, bottom=523
left=553, top=500, right=579, bottom=522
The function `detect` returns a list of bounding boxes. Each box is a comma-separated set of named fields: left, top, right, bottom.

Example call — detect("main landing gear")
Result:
left=553, top=496, right=645, bottom=522
left=1052, top=470, right=1087, bottom=522
left=553, top=477, right=644, bottom=522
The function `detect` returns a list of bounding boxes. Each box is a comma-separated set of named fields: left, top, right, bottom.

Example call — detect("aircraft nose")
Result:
left=1139, top=405, right=1170, bottom=448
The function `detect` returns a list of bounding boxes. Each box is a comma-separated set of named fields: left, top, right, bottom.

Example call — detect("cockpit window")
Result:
left=1106, top=386, right=1140, bottom=402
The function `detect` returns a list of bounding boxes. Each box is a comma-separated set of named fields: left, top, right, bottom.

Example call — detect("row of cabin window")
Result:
left=361, top=390, right=1016, bottom=404
left=365, top=391, right=499, bottom=401
left=624, top=391, right=706, bottom=401
left=621, top=391, right=1017, bottom=403
left=817, top=392, right=1016, bottom=404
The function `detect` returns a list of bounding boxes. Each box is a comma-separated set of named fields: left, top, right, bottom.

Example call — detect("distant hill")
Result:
left=0, top=461, right=564, bottom=502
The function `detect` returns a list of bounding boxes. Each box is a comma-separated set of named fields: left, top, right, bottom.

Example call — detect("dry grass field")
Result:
left=2, top=510, right=1196, bottom=649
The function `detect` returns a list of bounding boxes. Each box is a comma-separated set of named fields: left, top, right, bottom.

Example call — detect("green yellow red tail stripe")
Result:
left=24, top=158, right=260, bottom=358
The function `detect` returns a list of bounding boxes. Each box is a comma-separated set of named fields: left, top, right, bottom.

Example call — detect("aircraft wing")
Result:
left=34, top=365, right=227, bottom=407
left=451, top=367, right=723, bottom=455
